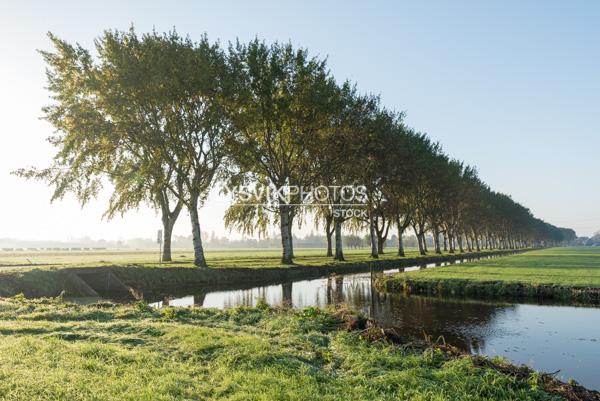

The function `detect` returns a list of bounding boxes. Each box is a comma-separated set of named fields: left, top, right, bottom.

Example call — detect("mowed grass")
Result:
left=0, top=247, right=450, bottom=270
left=394, top=247, right=600, bottom=288
left=0, top=298, right=561, bottom=401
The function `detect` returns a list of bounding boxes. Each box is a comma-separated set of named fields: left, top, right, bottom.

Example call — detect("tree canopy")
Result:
left=16, top=28, right=576, bottom=266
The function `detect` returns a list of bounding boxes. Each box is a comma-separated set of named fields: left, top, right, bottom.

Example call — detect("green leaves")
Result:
left=18, top=27, right=573, bottom=263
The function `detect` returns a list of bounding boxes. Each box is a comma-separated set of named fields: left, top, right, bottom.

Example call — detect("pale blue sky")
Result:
left=1, top=0, right=598, bottom=240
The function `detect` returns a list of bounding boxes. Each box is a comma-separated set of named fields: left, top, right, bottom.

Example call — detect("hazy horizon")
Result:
left=1, top=0, right=599, bottom=240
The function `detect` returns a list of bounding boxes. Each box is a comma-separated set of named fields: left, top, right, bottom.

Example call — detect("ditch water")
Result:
left=141, top=256, right=600, bottom=390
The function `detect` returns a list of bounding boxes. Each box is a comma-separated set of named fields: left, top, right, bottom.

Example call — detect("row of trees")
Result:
left=18, top=29, right=576, bottom=266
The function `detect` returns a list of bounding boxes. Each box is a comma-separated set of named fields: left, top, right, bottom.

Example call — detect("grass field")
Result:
left=0, top=297, right=565, bottom=401
left=1, top=247, right=514, bottom=299
left=0, top=247, right=430, bottom=269
left=377, top=247, right=600, bottom=302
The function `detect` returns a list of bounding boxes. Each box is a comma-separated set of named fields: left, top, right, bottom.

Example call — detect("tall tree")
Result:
left=14, top=32, right=184, bottom=262
left=17, top=29, right=229, bottom=267
left=226, top=39, right=338, bottom=264
left=380, top=127, right=419, bottom=257
left=343, top=106, right=400, bottom=258
left=310, top=85, right=378, bottom=260
left=95, top=29, right=230, bottom=267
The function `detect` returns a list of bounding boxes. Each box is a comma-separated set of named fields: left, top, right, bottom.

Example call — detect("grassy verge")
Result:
left=0, top=249, right=520, bottom=298
left=0, top=297, right=593, bottom=401
left=376, top=247, right=600, bottom=304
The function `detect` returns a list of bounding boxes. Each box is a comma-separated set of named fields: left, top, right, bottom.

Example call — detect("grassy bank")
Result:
left=376, top=247, right=600, bottom=304
left=0, top=249, right=519, bottom=298
left=0, top=297, right=592, bottom=401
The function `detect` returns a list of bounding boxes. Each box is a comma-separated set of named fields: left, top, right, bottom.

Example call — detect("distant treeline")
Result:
left=572, top=232, right=600, bottom=247
left=0, top=234, right=429, bottom=251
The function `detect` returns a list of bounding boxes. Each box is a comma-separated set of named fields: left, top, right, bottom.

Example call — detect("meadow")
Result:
left=0, top=297, right=567, bottom=401
left=0, top=247, right=430, bottom=269
left=377, top=247, right=600, bottom=302
left=0, top=247, right=514, bottom=299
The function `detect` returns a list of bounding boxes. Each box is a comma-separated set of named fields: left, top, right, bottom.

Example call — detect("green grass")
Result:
left=0, top=297, right=562, bottom=401
left=392, top=247, right=600, bottom=287
left=377, top=247, right=600, bottom=302
left=0, top=247, right=513, bottom=298
left=0, top=247, right=430, bottom=269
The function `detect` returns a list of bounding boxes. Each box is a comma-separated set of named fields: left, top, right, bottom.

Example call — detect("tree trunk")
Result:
left=434, top=228, right=442, bottom=254
left=396, top=219, right=405, bottom=257
left=334, top=218, right=345, bottom=261
left=325, top=216, right=334, bottom=257
left=288, top=217, right=295, bottom=258
left=457, top=235, right=464, bottom=253
left=279, top=205, right=293, bottom=264
left=189, top=194, right=207, bottom=268
left=369, top=215, right=379, bottom=258
left=162, top=217, right=175, bottom=262
left=374, top=217, right=389, bottom=255
left=377, top=236, right=385, bottom=254
left=158, top=194, right=183, bottom=263
left=413, top=225, right=426, bottom=255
